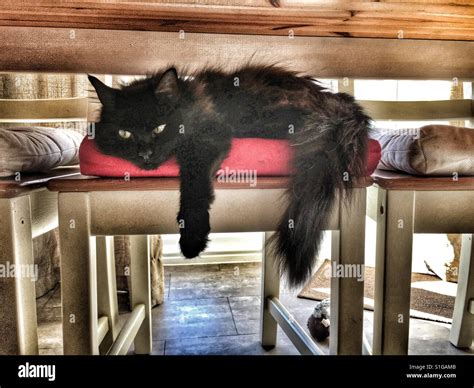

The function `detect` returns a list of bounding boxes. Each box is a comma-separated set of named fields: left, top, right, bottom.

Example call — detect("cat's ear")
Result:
left=88, top=75, right=117, bottom=109
left=155, top=68, right=179, bottom=99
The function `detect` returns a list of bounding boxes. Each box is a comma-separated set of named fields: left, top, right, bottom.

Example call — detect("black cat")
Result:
left=89, top=65, right=370, bottom=287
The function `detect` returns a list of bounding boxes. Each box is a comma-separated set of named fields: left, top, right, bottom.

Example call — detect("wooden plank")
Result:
left=414, top=191, right=474, bottom=234
left=449, top=234, right=474, bottom=348
left=360, top=99, right=473, bottom=121
left=0, top=168, right=80, bottom=199
left=29, top=189, right=58, bottom=239
left=0, top=1, right=473, bottom=40
left=260, top=232, right=280, bottom=349
left=377, top=189, right=415, bottom=354
left=0, top=97, right=88, bottom=121
left=96, top=236, right=119, bottom=353
left=268, top=297, right=324, bottom=355
left=330, top=187, right=366, bottom=355
left=129, top=235, right=152, bottom=354
left=59, top=192, right=99, bottom=355
left=47, top=175, right=373, bottom=192
left=97, top=316, right=109, bottom=346
left=0, top=196, right=38, bottom=355
left=1, top=27, right=474, bottom=79
left=372, top=186, right=387, bottom=355
left=108, top=304, right=146, bottom=356
left=373, top=170, right=474, bottom=191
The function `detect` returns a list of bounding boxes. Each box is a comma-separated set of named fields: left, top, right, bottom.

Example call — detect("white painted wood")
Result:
left=414, top=191, right=474, bottom=234
left=374, top=190, right=415, bottom=355
left=268, top=297, right=324, bottom=356
left=96, top=236, right=119, bottom=353
left=330, top=188, right=366, bottom=355
left=0, top=196, right=38, bottom=355
left=29, top=190, right=58, bottom=239
left=97, top=316, right=109, bottom=346
left=372, top=187, right=387, bottom=355
left=129, top=235, right=152, bottom=355
left=449, top=234, right=474, bottom=348
left=58, top=192, right=99, bottom=355
left=260, top=232, right=280, bottom=349
left=108, top=304, right=146, bottom=356
left=89, top=190, right=339, bottom=235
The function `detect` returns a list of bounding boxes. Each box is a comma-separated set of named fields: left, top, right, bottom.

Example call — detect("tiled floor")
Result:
left=37, top=262, right=473, bottom=356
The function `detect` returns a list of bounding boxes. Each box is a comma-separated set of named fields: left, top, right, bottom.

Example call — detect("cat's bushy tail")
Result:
left=271, top=93, right=370, bottom=288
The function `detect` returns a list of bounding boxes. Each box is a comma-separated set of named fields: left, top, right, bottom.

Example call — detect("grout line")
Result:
left=226, top=297, right=239, bottom=336
left=167, top=272, right=172, bottom=300
left=160, top=332, right=259, bottom=345
left=167, top=294, right=260, bottom=303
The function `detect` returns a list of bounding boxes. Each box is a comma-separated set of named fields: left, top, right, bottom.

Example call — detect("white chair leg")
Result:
left=330, top=188, right=366, bottom=355
left=0, top=196, right=38, bottom=355
left=373, top=190, right=414, bottom=355
left=260, top=232, right=280, bottom=349
left=449, top=234, right=474, bottom=348
left=129, top=235, right=152, bottom=354
left=96, top=235, right=119, bottom=353
left=59, top=192, right=98, bottom=355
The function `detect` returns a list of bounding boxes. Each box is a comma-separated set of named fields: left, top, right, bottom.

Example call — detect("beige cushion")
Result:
left=0, top=126, right=83, bottom=177
left=372, top=125, right=474, bottom=176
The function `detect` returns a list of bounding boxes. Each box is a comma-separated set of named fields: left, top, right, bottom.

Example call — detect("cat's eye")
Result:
left=118, top=130, right=132, bottom=139
left=153, top=124, right=166, bottom=135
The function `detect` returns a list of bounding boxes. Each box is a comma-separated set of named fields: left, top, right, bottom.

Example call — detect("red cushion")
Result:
left=79, top=137, right=381, bottom=178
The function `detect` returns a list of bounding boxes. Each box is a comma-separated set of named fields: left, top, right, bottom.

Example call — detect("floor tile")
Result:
left=151, top=297, right=238, bottom=341
left=165, top=333, right=299, bottom=355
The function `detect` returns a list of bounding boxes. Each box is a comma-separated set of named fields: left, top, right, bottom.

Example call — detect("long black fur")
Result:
left=89, top=65, right=370, bottom=287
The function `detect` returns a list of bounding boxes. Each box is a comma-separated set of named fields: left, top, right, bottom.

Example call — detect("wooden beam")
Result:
left=1, top=27, right=473, bottom=79
left=0, top=1, right=473, bottom=40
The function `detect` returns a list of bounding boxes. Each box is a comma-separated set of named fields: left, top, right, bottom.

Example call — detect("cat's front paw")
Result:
left=177, top=209, right=210, bottom=258
left=179, top=233, right=209, bottom=258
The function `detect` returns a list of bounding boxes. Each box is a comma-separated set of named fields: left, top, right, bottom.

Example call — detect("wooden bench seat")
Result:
left=368, top=169, right=474, bottom=354
left=373, top=170, right=474, bottom=191
left=0, top=167, right=81, bottom=198
left=47, top=173, right=372, bottom=355
left=0, top=167, right=80, bottom=355
left=47, top=174, right=373, bottom=192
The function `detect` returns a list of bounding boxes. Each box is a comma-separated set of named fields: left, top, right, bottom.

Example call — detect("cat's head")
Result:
left=89, top=68, right=181, bottom=170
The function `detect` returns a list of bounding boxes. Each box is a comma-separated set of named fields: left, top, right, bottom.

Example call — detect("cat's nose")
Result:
left=139, top=149, right=153, bottom=161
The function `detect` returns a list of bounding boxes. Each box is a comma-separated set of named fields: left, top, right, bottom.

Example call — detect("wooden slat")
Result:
left=46, top=175, right=373, bottom=192
left=1, top=27, right=474, bottom=79
left=108, top=304, right=146, bottom=355
left=0, top=97, right=88, bottom=121
left=373, top=169, right=474, bottom=190
left=0, top=168, right=81, bottom=198
left=268, top=297, right=324, bottom=355
left=360, top=99, right=473, bottom=120
left=0, top=1, right=473, bottom=40
left=97, top=316, right=109, bottom=345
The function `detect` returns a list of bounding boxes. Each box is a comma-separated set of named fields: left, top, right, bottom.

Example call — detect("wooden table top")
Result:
left=1, top=1, right=473, bottom=41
